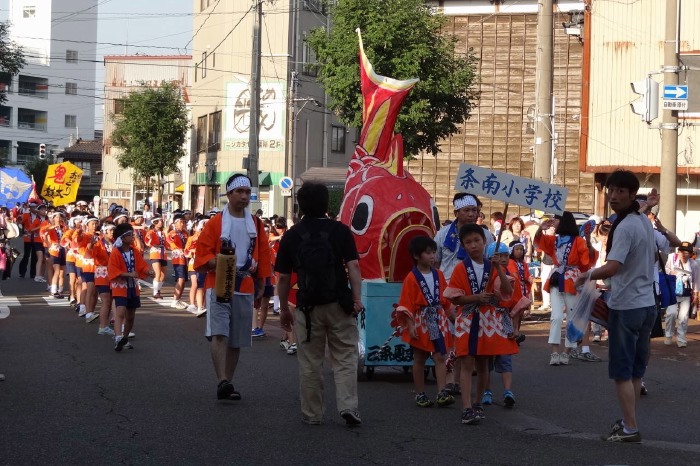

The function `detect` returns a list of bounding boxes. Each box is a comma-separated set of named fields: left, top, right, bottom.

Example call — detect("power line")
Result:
left=184, top=0, right=223, bottom=50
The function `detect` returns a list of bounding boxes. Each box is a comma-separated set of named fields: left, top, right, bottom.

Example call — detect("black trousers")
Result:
left=18, top=241, right=37, bottom=278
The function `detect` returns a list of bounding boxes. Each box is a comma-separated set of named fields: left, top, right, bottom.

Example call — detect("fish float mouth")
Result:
left=380, top=209, right=434, bottom=282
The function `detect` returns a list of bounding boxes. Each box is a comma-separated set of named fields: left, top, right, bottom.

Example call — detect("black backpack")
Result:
left=295, top=222, right=339, bottom=307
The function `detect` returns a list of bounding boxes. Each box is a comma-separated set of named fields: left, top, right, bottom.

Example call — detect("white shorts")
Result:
left=205, top=288, right=254, bottom=348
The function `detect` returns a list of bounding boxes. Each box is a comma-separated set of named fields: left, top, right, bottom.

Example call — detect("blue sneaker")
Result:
left=503, top=390, right=515, bottom=408
left=251, top=327, right=266, bottom=338
left=481, top=389, right=493, bottom=405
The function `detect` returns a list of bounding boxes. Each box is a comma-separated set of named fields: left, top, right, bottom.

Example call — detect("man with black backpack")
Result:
left=275, top=182, right=364, bottom=426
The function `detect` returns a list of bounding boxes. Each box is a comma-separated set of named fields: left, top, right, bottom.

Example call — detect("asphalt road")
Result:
left=2, top=275, right=700, bottom=466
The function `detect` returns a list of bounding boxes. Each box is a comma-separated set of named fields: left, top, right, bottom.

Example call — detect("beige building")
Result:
left=409, top=0, right=592, bottom=223
left=101, top=55, right=192, bottom=214
left=189, top=0, right=354, bottom=216
left=583, top=0, right=700, bottom=240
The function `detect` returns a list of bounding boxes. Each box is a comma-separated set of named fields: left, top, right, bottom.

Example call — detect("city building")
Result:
left=1, top=0, right=97, bottom=166
left=100, top=55, right=191, bottom=214
left=408, top=0, right=592, bottom=222
left=189, top=0, right=355, bottom=217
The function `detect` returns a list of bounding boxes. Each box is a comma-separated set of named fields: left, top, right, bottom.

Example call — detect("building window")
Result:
left=201, top=52, right=207, bottom=79
left=66, top=50, right=78, bottom=63
left=331, top=125, right=346, bottom=152
left=74, top=161, right=91, bottom=178
left=114, top=99, right=125, bottom=115
left=197, top=115, right=207, bottom=153
left=194, top=63, right=198, bottom=83
left=302, top=42, right=318, bottom=77
left=65, top=115, right=77, bottom=128
left=23, top=6, right=36, bottom=18
left=208, top=111, right=221, bottom=151
left=65, top=82, right=77, bottom=95
left=212, top=53, right=216, bottom=68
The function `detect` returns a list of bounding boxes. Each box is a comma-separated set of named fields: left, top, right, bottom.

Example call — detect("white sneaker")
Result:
left=128, top=331, right=136, bottom=339
left=280, top=339, right=290, bottom=351
left=98, top=327, right=115, bottom=336
left=664, top=337, right=673, bottom=345
left=678, top=341, right=687, bottom=348
left=171, top=300, right=188, bottom=310
left=195, top=308, right=207, bottom=318
left=560, top=352, right=570, bottom=365
left=78, top=310, right=87, bottom=317
left=549, top=352, right=560, bottom=366
left=85, top=312, right=99, bottom=323
left=34, top=276, right=46, bottom=283
left=186, top=304, right=197, bottom=313
left=287, top=343, right=297, bottom=355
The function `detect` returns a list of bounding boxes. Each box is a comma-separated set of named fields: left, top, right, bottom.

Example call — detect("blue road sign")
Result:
left=279, top=176, right=293, bottom=190
left=663, top=85, right=688, bottom=100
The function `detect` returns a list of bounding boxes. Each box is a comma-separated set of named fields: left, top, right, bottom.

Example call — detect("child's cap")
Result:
left=485, top=242, right=509, bottom=259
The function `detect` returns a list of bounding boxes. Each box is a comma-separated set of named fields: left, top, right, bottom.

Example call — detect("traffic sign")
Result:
left=281, top=189, right=292, bottom=197
left=662, top=100, right=688, bottom=111
left=279, top=176, right=294, bottom=190
left=663, top=85, right=688, bottom=100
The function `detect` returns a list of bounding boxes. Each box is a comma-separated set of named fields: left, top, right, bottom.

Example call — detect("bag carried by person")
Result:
left=567, top=279, right=598, bottom=342
left=296, top=222, right=340, bottom=307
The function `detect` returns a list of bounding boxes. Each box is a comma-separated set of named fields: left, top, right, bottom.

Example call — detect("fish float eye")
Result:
left=430, top=200, right=440, bottom=228
left=350, top=194, right=373, bottom=235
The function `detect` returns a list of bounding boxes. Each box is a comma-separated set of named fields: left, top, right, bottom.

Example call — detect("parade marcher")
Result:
left=397, top=235, right=455, bottom=408
left=275, top=181, right=363, bottom=425
left=18, top=202, right=41, bottom=279
left=166, top=213, right=189, bottom=309
left=534, top=212, right=593, bottom=366
left=62, top=214, right=82, bottom=307
left=145, top=216, right=167, bottom=300
left=94, top=223, right=116, bottom=336
left=79, top=217, right=101, bottom=323
left=184, top=218, right=208, bottom=317
left=33, top=204, right=49, bottom=283
left=131, top=211, right=147, bottom=251
left=444, top=225, right=518, bottom=425
left=576, top=170, right=657, bottom=443
left=46, top=211, right=66, bottom=298
left=142, top=203, right=154, bottom=227
left=664, top=241, right=699, bottom=348
left=194, top=174, right=271, bottom=402
left=433, top=193, right=493, bottom=396
left=109, top=223, right=154, bottom=351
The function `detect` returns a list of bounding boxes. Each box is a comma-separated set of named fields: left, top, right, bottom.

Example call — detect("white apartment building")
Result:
left=1, top=0, right=97, bottom=165
left=189, top=0, right=355, bottom=217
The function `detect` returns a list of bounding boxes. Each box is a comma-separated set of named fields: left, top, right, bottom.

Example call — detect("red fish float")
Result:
left=339, top=30, right=440, bottom=282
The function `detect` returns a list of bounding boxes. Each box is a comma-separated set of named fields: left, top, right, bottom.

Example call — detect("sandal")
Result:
left=216, top=380, right=242, bottom=401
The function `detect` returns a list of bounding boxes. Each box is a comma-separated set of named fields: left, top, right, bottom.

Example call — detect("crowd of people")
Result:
left=1, top=169, right=697, bottom=441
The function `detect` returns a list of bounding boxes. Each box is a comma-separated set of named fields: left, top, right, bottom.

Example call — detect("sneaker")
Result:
left=287, top=343, right=297, bottom=355
left=592, top=335, right=601, bottom=342
left=272, top=308, right=280, bottom=315
left=436, top=389, right=455, bottom=407
left=195, top=308, right=207, bottom=318
left=86, top=312, right=99, bottom=324
left=302, top=416, right=322, bottom=425
left=549, top=352, right=561, bottom=366
left=128, top=332, right=136, bottom=339
left=125, top=342, right=134, bottom=349
left=581, top=351, right=602, bottom=362
left=601, top=420, right=642, bottom=443
left=154, top=292, right=163, bottom=300
left=664, top=337, right=673, bottom=346
left=560, top=352, right=570, bottom=365
left=34, top=276, right=46, bottom=283
left=78, top=310, right=87, bottom=317
left=569, top=348, right=581, bottom=360
left=472, top=404, right=485, bottom=420
left=415, top=392, right=434, bottom=408
left=481, top=389, right=493, bottom=405
left=53, top=293, right=64, bottom=299
left=340, top=409, right=362, bottom=426
left=678, top=341, right=687, bottom=348
left=280, top=339, right=291, bottom=351
left=186, top=304, right=197, bottom=314
left=98, top=327, right=115, bottom=336
left=251, top=327, right=266, bottom=338
left=114, top=336, right=128, bottom=352
left=640, top=382, right=648, bottom=396
left=452, top=383, right=461, bottom=395
left=461, top=408, right=480, bottom=425
left=69, top=298, right=77, bottom=306
left=444, top=382, right=456, bottom=396
left=503, top=390, right=516, bottom=408
left=171, top=300, right=188, bottom=310
left=515, top=334, right=526, bottom=345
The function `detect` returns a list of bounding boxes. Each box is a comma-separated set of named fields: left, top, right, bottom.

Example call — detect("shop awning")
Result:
left=175, top=183, right=185, bottom=193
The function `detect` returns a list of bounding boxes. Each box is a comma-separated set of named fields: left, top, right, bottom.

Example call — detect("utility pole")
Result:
left=247, top=0, right=263, bottom=208
left=534, top=0, right=554, bottom=183
left=659, top=0, right=679, bottom=230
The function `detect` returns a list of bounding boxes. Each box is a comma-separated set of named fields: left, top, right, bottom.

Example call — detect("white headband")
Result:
left=226, top=176, right=251, bottom=192
left=454, top=195, right=478, bottom=210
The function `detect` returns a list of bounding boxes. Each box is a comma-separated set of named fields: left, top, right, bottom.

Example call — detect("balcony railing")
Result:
left=18, top=85, right=49, bottom=98
left=17, top=121, right=47, bottom=131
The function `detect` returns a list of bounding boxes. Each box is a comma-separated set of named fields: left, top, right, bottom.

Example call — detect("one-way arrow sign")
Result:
left=663, top=85, right=688, bottom=100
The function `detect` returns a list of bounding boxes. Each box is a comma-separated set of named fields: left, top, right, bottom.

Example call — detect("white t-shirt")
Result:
left=142, top=210, right=154, bottom=227
left=472, top=261, right=485, bottom=289
left=228, top=217, right=251, bottom=269
left=421, top=271, right=438, bottom=300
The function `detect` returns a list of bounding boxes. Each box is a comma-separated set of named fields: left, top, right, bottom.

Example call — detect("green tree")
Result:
left=110, top=82, right=189, bottom=201
left=0, top=21, right=25, bottom=106
left=24, top=156, right=51, bottom=195
left=306, top=0, right=478, bottom=157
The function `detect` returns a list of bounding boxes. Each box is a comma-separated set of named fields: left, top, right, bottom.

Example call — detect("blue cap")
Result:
left=485, top=242, right=509, bottom=259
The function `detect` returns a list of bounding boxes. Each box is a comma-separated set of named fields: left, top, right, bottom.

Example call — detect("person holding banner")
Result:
left=534, top=212, right=593, bottom=366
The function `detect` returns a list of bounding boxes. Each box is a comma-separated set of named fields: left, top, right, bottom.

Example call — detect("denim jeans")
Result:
left=608, top=305, right=657, bottom=380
